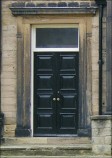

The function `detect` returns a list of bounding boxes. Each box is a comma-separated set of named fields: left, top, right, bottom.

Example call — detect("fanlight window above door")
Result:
left=36, top=28, right=78, bottom=48
left=32, top=25, right=79, bottom=52
left=32, top=24, right=79, bottom=51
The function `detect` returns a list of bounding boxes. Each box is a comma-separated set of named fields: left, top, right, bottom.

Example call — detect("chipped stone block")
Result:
left=92, top=145, right=111, bottom=155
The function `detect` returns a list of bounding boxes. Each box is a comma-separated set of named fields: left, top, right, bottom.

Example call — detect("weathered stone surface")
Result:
left=68, top=2, right=79, bottom=7
left=105, top=136, right=112, bottom=145
left=58, top=2, right=67, bottom=7
left=4, top=118, right=16, bottom=126
left=11, top=2, right=25, bottom=8
left=26, top=2, right=36, bottom=7
left=92, top=119, right=112, bottom=129
left=4, top=125, right=16, bottom=137
left=36, top=3, right=46, bottom=7
left=4, top=137, right=91, bottom=145
left=91, top=116, right=112, bottom=155
left=92, top=137, right=105, bottom=144
left=9, top=1, right=97, bottom=9
left=92, top=145, right=111, bottom=155
left=9, top=1, right=98, bottom=15
left=1, top=144, right=92, bottom=156
left=1, top=72, right=16, bottom=79
left=80, top=2, right=90, bottom=7
left=1, top=0, right=17, bottom=130
left=48, top=3, right=57, bottom=7
left=1, top=156, right=112, bottom=158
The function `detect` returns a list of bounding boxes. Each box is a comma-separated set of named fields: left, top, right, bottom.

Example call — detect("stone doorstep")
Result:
left=2, top=137, right=111, bottom=157
left=1, top=137, right=92, bottom=156
left=1, top=145, right=111, bottom=158
left=1, top=144, right=92, bottom=157
left=3, top=137, right=91, bottom=145
left=1, top=144, right=92, bottom=150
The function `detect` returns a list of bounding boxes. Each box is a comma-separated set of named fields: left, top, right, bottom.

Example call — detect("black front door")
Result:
left=34, top=52, right=79, bottom=136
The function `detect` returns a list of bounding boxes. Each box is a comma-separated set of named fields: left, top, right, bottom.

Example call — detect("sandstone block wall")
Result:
left=91, top=115, right=112, bottom=155
left=2, top=0, right=17, bottom=136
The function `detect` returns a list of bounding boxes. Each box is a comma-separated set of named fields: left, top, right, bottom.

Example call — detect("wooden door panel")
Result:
left=37, top=94, right=53, bottom=109
left=60, top=114, right=76, bottom=128
left=58, top=113, right=77, bottom=134
left=38, top=114, right=54, bottom=127
left=37, top=55, right=54, bottom=71
left=60, top=75, right=77, bottom=90
left=37, top=75, right=53, bottom=90
left=38, top=114, right=53, bottom=128
left=34, top=53, right=56, bottom=135
left=60, top=56, right=76, bottom=71
left=61, top=95, right=77, bottom=109
left=57, top=53, right=78, bottom=134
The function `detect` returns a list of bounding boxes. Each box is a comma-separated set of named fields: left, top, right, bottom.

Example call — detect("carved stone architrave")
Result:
left=15, top=15, right=93, bottom=137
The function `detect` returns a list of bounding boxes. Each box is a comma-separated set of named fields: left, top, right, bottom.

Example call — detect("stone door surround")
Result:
left=9, top=1, right=96, bottom=137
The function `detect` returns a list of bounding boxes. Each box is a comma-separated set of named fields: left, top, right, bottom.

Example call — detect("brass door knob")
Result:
left=53, top=98, right=56, bottom=101
left=57, top=98, right=60, bottom=101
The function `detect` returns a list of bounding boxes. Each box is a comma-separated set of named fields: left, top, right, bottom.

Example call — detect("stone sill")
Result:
left=91, top=115, right=112, bottom=120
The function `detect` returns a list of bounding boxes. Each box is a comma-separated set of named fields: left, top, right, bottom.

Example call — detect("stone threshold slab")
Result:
left=3, top=137, right=91, bottom=145
left=1, top=144, right=92, bottom=149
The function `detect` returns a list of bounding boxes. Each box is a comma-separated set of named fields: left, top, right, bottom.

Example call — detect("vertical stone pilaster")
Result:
left=15, top=17, right=31, bottom=137
left=23, top=23, right=31, bottom=129
left=16, top=17, right=24, bottom=129
left=106, top=0, right=112, bottom=114
left=78, top=21, right=91, bottom=137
